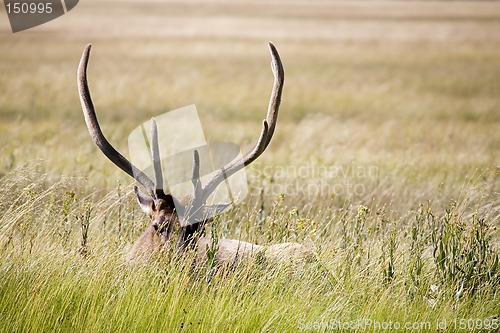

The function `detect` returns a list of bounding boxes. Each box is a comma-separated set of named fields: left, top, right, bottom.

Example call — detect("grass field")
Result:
left=0, top=1, right=499, bottom=332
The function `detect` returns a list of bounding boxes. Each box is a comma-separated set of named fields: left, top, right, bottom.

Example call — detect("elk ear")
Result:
left=134, top=186, right=154, bottom=215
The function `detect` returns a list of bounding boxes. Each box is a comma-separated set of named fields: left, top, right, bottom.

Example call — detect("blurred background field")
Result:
left=0, top=1, right=498, bottom=209
left=0, top=1, right=499, bottom=332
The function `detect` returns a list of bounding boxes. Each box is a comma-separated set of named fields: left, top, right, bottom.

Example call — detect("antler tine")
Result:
left=150, top=118, right=164, bottom=196
left=78, top=44, right=156, bottom=196
left=264, top=42, right=284, bottom=149
left=192, top=150, right=202, bottom=201
left=200, top=42, right=284, bottom=203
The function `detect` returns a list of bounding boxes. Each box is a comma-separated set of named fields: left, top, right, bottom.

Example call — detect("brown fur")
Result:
left=127, top=227, right=312, bottom=265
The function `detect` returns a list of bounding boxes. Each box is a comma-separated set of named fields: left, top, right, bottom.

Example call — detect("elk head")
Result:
left=77, top=43, right=284, bottom=259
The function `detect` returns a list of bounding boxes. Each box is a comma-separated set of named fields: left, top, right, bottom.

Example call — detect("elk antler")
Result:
left=77, top=44, right=156, bottom=197
left=198, top=42, right=284, bottom=204
left=78, top=42, right=284, bottom=217
left=149, top=118, right=164, bottom=196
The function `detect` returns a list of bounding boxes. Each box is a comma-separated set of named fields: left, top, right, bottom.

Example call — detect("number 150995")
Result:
left=6, top=2, right=53, bottom=14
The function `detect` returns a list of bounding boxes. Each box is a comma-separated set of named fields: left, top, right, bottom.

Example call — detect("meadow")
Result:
left=0, top=1, right=499, bottom=332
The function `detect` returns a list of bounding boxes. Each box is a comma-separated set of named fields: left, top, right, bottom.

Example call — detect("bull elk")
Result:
left=77, top=43, right=309, bottom=265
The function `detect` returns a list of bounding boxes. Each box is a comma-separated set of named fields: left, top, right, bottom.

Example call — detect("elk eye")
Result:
left=152, top=223, right=159, bottom=231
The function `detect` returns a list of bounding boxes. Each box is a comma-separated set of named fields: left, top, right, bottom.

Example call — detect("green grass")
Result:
left=0, top=163, right=498, bottom=332
left=0, top=1, right=499, bottom=332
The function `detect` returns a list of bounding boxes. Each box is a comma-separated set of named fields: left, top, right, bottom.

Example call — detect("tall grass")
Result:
left=0, top=164, right=498, bottom=332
